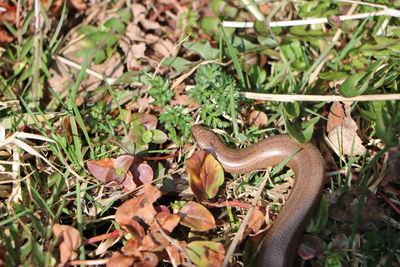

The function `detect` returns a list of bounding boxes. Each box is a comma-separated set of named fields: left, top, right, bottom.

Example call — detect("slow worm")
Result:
left=191, top=125, right=325, bottom=267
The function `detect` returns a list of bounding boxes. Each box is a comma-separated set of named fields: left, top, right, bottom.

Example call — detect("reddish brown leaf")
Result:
left=115, top=184, right=161, bottom=225
left=0, top=3, right=16, bottom=25
left=87, top=155, right=134, bottom=184
left=139, top=231, right=169, bottom=251
left=0, top=28, right=14, bottom=43
left=121, top=172, right=137, bottom=191
left=120, top=219, right=146, bottom=241
left=107, top=252, right=135, bottom=267
left=52, top=224, right=81, bottom=265
left=179, top=202, right=215, bottom=231
left=143, top=183, right=162, bottom=203
left=130, top=163, right=153, bottom=186
left=87, top=158, right=119, bottom=183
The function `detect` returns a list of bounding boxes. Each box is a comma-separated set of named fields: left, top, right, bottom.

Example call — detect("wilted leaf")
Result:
left=179, top=202, right=215, bottom=231
left=52, top=224, right=82, bottom=265
left=186, top=151, right=224, bottom=202
left=327, top=102, right=366, bottom=156
left=186, top=241, right=225, bottom=267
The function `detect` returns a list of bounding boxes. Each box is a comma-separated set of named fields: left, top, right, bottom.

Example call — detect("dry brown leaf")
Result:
left=247, top=209, right=266, bottom=235
left=52, top=224, right=81, bottom=265
left=327, top=102, right=365, bottom=156
left=48, top=60, right=74, bottom=94
left=141, top=19, right=160, bottom=30
left=81, top=53, right=124, bottom=92
left=131, top=3, right=147, bottom=23
left=124, top=24, right=145, bottom=41
left=153, top=38, right=175, bottom=58
left=249, top=110, right=268, bottom=127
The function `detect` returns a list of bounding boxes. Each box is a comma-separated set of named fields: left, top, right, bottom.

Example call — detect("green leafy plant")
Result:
left=189, top=63, right=239, bottom=129
left=159, top=106, right=194, bottom=145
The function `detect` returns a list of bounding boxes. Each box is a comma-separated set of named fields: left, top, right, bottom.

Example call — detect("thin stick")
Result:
left=242, top=92, right=400, bottom=102
left=53, top=55, right=118, bottom=85
left=222, top=170, right=271, bottom=267
left=221, top=9, right=400, bottom=28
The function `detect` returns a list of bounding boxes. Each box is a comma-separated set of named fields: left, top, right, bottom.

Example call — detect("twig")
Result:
left=31, top=0, right=41, bottom=107
left=222, top=170, right=271, bottom=267
left=68, top=258, right=110, bottom=266
left=53, top=55, right=118, bottom=85
left=240, top=0, right=265, bottom=21
left=242, top=92, right=400, bottom=102
left=222, top=8, right=400, bottom=28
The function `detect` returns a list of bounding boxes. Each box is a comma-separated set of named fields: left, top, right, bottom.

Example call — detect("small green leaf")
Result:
left=320, top=72, right=348, bottom=80
left=162, top=57, right=192, bottom=72
left=285, top=118, right=316, bottom=143
left=151, top=129, right=168, bottom=144
left=103, top=18, right=126, bottom=34
left=142, top=130, right=153, bottom=144
left=183, top=42, right=219, bottom=60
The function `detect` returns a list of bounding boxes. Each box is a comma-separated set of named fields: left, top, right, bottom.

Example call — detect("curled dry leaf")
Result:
left=178, top=201, right=215, bottom=231
left=186, top=241, right=225, bottom=267
left=186, top=151, right=224, bottom=202
left=115, top=184, right=162, bottom=225
left=52, top=224, right=82, bottom=265
left=327, top=102, right=366, bottom=156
